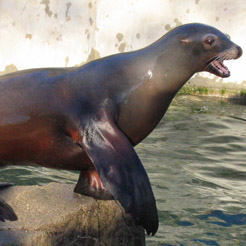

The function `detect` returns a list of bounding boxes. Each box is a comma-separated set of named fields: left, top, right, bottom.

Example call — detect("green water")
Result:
left=1, top=95, right=246, bottom=246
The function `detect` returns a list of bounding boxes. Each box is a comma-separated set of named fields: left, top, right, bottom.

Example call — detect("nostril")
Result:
left=236, top=45, right=243, bottom=58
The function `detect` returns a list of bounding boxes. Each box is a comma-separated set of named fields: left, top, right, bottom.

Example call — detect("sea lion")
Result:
left=0, top=23, right=242, bottom=235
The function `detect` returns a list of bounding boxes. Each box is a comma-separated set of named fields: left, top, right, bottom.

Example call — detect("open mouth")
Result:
left=205, top=58, right=230, bottom=78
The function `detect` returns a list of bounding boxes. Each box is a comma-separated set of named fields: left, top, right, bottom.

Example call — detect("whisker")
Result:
left=204, top=54, right=220, bottom=65
left=204, top=61, right=213, bottom=71
left=204, top=48, right=238, bottom=74
left=204, top=62, right=212, bottom=71
left=204, top=55, right=221, bottom=70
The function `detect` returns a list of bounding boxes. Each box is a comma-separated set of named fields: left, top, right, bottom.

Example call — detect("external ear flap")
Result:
left=180, top=38, right=192, bottom=44
left=225, top=33, right=231, bottom=40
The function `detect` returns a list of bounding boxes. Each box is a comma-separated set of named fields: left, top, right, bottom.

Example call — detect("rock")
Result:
left=0, top=183, right=145, bottom=246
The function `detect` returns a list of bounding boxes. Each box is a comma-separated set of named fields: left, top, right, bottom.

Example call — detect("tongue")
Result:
left=213, top=60, right=228, bottom=74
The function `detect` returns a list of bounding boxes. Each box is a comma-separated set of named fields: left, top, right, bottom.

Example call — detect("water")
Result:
left=1, top=95, right=246, bottom=246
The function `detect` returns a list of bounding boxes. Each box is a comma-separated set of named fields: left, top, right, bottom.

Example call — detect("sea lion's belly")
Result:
left=0, top=115, right=91, bottom=170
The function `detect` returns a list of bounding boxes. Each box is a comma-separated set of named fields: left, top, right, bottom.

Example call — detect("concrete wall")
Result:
left=0, top=0, right=245, bottom=88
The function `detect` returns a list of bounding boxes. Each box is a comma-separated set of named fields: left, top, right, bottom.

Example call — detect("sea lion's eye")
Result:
left=202, top=34, right=217, bottom=49
left=205, top=37, right=215, bottom=46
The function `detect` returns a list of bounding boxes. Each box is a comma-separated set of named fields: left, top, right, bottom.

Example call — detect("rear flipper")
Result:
left=74, top=170, right=113, bottom=200
left=0, top=184, right=17, bottom=222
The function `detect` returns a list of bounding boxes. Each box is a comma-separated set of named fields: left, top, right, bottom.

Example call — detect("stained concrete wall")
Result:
left=0, top=0, right=245, bottom=88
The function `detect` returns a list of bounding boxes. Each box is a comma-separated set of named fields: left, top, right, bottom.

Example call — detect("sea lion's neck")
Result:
left=117, top=38, right=196, bottom=144
left=135, top=37, right=196, bottom=97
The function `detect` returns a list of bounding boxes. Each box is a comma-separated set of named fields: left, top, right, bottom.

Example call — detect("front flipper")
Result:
left=0, top=184, right=17, bottom=222
left=0, top=199, right=17, bottom=222
left=80, top=105, right=159, bottom=235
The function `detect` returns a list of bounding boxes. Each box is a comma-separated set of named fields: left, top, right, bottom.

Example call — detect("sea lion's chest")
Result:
left=117, top=88, right=171, bottom=145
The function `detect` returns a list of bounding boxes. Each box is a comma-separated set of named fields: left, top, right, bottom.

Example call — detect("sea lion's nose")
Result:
left=236, top=45, right=243, bottom=58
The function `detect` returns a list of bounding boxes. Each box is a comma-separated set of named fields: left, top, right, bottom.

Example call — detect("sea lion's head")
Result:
left=177, top=23, right=242, bottom=78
